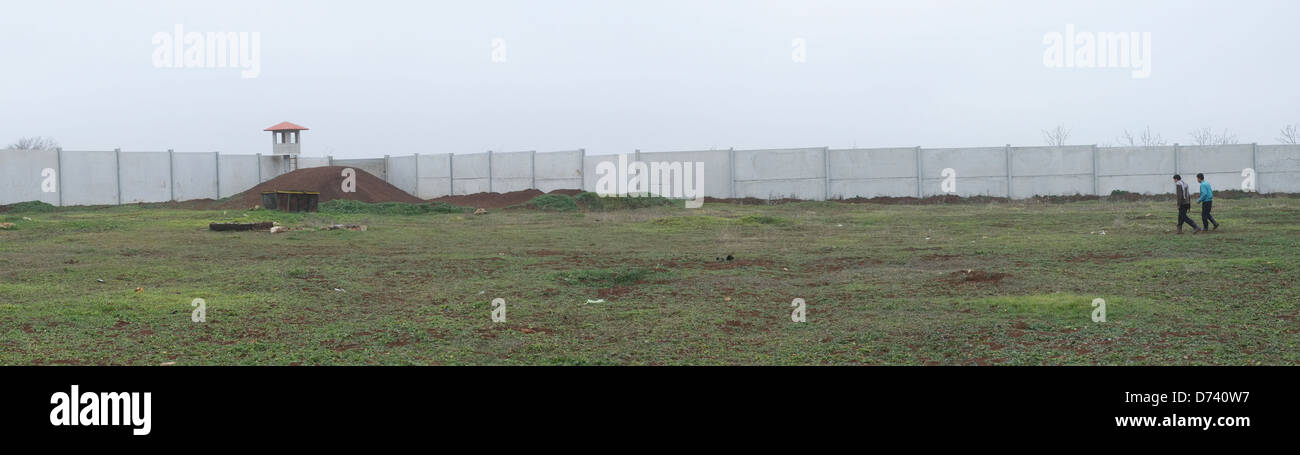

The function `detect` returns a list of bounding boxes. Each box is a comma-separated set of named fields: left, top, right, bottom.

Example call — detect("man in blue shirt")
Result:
left=1196, top=173, right=1219, bottom=231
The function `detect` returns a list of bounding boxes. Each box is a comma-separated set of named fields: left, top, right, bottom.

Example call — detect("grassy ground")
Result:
left=1, top=196, right=1297, bottom=365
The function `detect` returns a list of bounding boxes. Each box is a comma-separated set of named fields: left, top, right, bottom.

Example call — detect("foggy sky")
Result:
left=1, top=0, right=1297, bottom=157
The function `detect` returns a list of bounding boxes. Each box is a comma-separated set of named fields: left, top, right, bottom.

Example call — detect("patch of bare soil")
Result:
left=703, top=258, right=775, bottom=270
left=947, top=269, right=1010, bottom=284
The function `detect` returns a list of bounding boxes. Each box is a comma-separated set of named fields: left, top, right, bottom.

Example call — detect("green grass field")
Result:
left=2, top=196, right=1297, bottom=365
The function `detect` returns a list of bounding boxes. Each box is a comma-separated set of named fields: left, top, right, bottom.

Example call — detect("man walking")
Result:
left=1174, top=175, right=1200, bottom=234
left=1197, top=173, right=1219, bottom=231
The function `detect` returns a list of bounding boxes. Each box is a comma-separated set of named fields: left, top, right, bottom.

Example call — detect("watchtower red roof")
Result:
left=264, top=121, right=309, bottom=131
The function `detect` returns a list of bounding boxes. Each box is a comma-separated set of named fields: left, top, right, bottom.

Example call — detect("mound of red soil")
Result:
left=220, top=166, right=423, bottom=209
left=429, top=189, right=583, bottom=209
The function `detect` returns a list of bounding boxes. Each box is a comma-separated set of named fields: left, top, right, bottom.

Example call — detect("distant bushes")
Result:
left=524, top=194, right=580, bottom=212
left=573, top=192, right=679, bottom=210
left=0, top=201, right=58, bottom=213
left=318, top=199, right=468, bottom=215
left=738, top=215, right=791, bottom=225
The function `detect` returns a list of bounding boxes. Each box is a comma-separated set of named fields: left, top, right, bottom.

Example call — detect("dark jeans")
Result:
left=1202, top=201, right=1218, bottom=228
left=1178, top=204, right=1199, bottom=230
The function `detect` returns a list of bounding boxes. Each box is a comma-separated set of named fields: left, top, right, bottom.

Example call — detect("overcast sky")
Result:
left=1, top=0, right=1296, bottom=157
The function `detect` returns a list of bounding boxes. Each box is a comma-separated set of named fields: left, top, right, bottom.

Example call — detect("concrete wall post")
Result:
left=823, top=146, right=831, bottom=200
left=1005, top=144, right=1013, bottom=198
left=168, top=149, right=174, bottom=202
left=114, top=148, right=122, bottom=205
left=914, top=146, right=923, bottom=198
left=214, top=151, right=221, bottom=199
left=56, top=147, right=64, bottom=207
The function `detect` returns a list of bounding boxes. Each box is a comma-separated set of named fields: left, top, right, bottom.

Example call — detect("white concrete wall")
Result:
left=535, top=149, right=583, bottom=193
left=6, top=144, right=1300, bottom=207
left=333, top=158, right=385, bottom=181
left=297, top=156, right=331, bottom=169
left=828, top=147, right=918, bottom=198
left=490, top=151, right=534, bottom=193
left=218, top=154, right=260, bottom=198
left=733, top=147, right=826, bottom=200
left=452, top=153, right=491, bottom=195
left=1257, top=144, right=1300, bottom=193
left=1097, top=146, right=1174, bottom=195
left=1009, top=146, right=1094, bottom=198
left=417, top=153, right=453, bottom=198
left=172, top=152, right=219, bottom=201
left=386, top=154, right=418, bottom=196
left=635, top=150, right=732, bottom=198
left=60, top=150, right=119, bottom=206
left=118, top=152, right=170, bottom=203
left=921, top=147, right=1007, bottom=197
left=1178, top=145, right=1254, bottom=193
left=0, top=149, right=60, bottom=205
left=260, top=155, right=286, bottom=182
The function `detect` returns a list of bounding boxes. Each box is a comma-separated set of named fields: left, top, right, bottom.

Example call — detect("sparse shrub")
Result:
left=319, top=199, right=468, bottom=215
left=574, top=192, right=679, bottom=210
left=739, top=215, right=791, bottom=225
left=573, top=192, right=604, bottom=210
left=525, top=194, right=579, bottom=212
left=1, top=201, right=58, bottom=213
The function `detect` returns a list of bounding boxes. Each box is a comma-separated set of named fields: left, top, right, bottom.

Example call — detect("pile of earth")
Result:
left=430, top=189, right=583, bottom=209
left=219, top=166, right=423, bottom=209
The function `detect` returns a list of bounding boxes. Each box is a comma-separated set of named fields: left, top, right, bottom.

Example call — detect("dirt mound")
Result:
left=429, top=189, right=583, bottom=209
left=220, top=166, right=423, bottom=209
left=947, top=269, right=1010, bottom=284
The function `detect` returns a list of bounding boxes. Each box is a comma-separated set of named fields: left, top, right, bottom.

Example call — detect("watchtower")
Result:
left=265, top=121, right=308, bottom=170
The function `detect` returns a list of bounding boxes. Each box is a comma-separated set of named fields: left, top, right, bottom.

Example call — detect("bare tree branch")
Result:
left=1042, top=124, right=1070, bottom=147
left=1116, top=129, right=1137, bottom=147
left=4, top=136, right=60, bottom=151
left=1138, top=126, right=1165, bottom=146
left=1189, top=127, right=1237, bottom=146
left=1189, top=127, right=1213, bottom=146
left=1278, top=124, right=1299, bottom=144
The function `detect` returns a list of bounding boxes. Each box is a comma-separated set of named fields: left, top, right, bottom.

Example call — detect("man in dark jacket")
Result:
left=1174, top=175, right=1200, bottom=234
